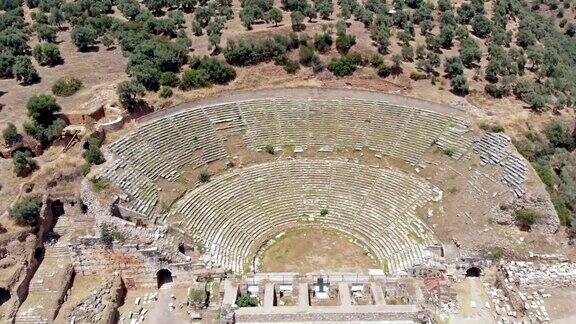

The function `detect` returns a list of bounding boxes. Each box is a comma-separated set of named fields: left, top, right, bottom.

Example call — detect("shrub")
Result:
left=311, top=56, right=324, bottom=73
left=320, top=208, right=329, bottom=217
left=409, top=72, right=428, bottom=80
left=284, top=60, right=300, bottom=74
left=444, top=56, right=464, bottom=77
left=3, top=123, right=20, bottom=145
left=370, top=55, right=383, bottom=68
left=180, top=69, right=211, bottom=90
left=484, top=84, right=506, bottom=98
left=0, top=51, right=16, bottom=78
left=13, top=56, right=40, bottom=85
left=189, top=289, right=207, bottom=308
left=515, top=208, right=539, bottom=225
left=45, top=118, right=66, bottom=142
left=401, top=45, right=414, bottom=62
left=481, top=246, right=504, bottom=261
left=264, top=144, right=275, bottom=154
left=199, top=171, right=211, bottom=183
left=159, top=72, right=180, bottom=87
left=194, top=56, right=236, bottom=84
left=34, top=23, right=57, bottom=42
left=450, top=75, right=469, bottom=95
left=224, top=35, right=299, bottom=66
left=52, top=77, right=83, bottom=96
left=81, top=162, right=91, bottom=176
left=313, top=32, right=333, bottom=53
left=13, top=150, right=37, bottom=177
left=377, top=64, right=391, bottom=78
left=442, top=147, right=456, bottom=157
left=237, top=294, right=258, bottom=307
left=328, top=57, right=356, bottom=76
left=84, top=138, right=105, bottom=165
left=479, top=122, right=505, bottom=133
left=24, top=121, right=47, bottom=142
left=544, top=120, right=574, bottom=150
left=32, top=43, right=62, bottom=66
left=159, top=86, right=173, bottom=98
left=71, top=25, right=97, bottom=51
left=10, top=196, right=42, bottom=226
left=91, top=177, right=109, bottom=192
left=335, top=34, right=356, bottom=54
left=117, top=79, right=146, bottom=108
left=299, top=46, right=315, bottom=66
left=99, top=224, right=114, bottom=248
left=26, top=94, right=60, bottom=126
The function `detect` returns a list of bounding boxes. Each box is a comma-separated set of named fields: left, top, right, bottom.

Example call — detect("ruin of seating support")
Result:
left=168, top=160, right=440, bottom=274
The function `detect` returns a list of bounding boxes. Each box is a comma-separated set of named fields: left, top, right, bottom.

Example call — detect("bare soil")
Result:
left=259, top=228, right=378, bottom=273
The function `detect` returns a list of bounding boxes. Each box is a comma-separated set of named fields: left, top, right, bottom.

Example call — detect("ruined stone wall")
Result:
left=69, top=237, right=197, bottom=289
left=4, top=196, right=57, bottom=320
left=57, top=105, right=105, bottom=125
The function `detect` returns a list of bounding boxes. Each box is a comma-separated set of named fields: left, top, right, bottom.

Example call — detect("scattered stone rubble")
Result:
left=118, top=293, right=158, bottom=324
left=68, top=279, right=115, bottom=323
left=503, top=261, right=576, bottom=288
left=492, top=193, right=560, bottom=234
left=473, top=132, right=528, bottom=197
left=80, top=178, right=189, bottom=265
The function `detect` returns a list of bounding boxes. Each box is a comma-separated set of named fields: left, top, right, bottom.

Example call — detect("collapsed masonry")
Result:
left=222, top=273, right=429, bottom=323
left=474, top=132, right=528, bottom=197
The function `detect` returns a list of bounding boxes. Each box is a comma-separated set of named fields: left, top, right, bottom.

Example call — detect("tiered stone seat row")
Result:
left=168, top=160, right=439, bottom=274
left=107, top=107, right=228, bottom=181
left=98, top=159, right=159, bottom=216
left=233, top=98, right=469, bottom=164
left=473, top=132, right=529, bottom=197
left=100, top=97, right=469, bottom=219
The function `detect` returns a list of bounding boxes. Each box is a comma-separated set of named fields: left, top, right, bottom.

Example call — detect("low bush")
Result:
left=377, top=64, right=391, bottom=78
left=159, top=86, right=173, bottom=98
left=409, top=72, right=428, bottom=80
left=91, top=177, right=109, bottom=192
left=237, top=294, right=258, bottom=307
left=264, top=144, right=275, bottom=154
left=284, top=60, right=299, bottom=74
left=10, top=196, right=42, bottom=226
left=479, top=122, right=505, bottom=133
left=515, top=208, right=539, bottom=225
left=199, top=171, right=211, bottom=183
left=159, top=72, right=180, bottom=87
left=52, top=77, right=83, bottom=97
left=13, top=150, right=37, bottom=176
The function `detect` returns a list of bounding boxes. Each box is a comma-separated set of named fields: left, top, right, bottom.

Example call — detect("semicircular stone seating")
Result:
left=168, top=159, right=442, bottom=274
left=98, top=97, right=471, bottom=219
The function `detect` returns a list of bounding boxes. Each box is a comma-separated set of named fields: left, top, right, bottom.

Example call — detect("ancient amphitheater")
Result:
left=6, top=88, right=576, bottom=324
left=97, top=89, right=476, bottom=274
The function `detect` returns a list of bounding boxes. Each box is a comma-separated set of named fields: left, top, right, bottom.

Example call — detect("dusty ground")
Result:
left=54, top=275, right=105, bottom=323
left=259, top=228, right=378, bottom=273
left=543, top=287, right=576, bottom=323
left=118, top=284, right=190, bottom=324
left=445, top=277, right=495, bottom=324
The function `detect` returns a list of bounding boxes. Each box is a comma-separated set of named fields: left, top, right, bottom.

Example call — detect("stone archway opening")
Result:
left=0, top=288, right=10, bottom=306
left=34, top=247, right=44, bottom=261
left=157, top=269, right=173, bottom=288
left=51, top=200, right=65, bottom=218
left=465, top=267, right=482, bottom=277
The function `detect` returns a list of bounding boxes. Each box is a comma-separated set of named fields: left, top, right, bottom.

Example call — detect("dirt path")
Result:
left=143, top=284, right=189, bottom=324
left=449, top=278, right=495, bottom=324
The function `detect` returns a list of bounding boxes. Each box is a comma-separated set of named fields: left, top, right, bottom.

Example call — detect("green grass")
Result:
left=91, top=177, right=109, bottom=192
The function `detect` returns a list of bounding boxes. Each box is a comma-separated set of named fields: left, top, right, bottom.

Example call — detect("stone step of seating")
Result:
left=170, top=159, right=439, bottom=273
left=14, top=315, right=49, bottom=324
